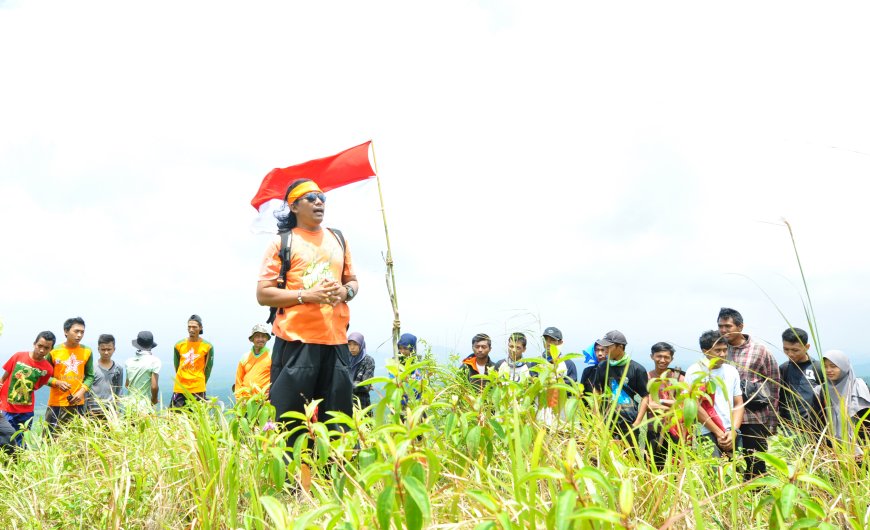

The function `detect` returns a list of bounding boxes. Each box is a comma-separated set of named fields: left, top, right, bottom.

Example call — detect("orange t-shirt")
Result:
left=258, top=227, right=354, bottom=345
left=47, top=344, right=93, bottom=407
left=234, top=348, right=272, bottom=400
left=173, top=339, right=213, bottom=393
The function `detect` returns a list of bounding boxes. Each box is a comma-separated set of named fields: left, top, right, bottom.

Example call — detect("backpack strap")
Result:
left=328, top=228, right=346, bottom=254
left=266, top=230, right=293, bottom=324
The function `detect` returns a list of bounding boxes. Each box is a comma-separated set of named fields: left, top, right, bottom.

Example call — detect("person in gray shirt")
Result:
left=87, top=334, right=124, bottom=418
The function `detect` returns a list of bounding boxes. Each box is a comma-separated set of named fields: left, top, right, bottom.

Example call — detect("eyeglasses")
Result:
left=300, top=192, right=326, bottom=203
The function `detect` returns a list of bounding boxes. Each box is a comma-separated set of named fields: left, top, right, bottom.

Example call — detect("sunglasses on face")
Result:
left=300, top=192, right=326, bottom=203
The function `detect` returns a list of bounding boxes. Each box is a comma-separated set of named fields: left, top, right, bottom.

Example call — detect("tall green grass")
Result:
left=1, top=355, right=868, bottom=529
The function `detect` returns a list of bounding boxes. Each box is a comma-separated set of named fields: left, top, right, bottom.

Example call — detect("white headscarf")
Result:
left=822, top=350, right=870, bottom=441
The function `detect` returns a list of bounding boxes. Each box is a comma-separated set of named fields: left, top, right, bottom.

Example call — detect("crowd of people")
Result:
left=450, top=308, right=870, bottom=474
left=0, top=312, right=377, bottom=451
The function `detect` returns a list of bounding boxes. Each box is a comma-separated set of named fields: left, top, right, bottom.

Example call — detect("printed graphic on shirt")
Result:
left=61, top=354, right=83, bottom=374
left=302, top=261, right=336, bottom=288
left=7, top=362, right=49, bottom=405
left=804, top=369, right=817, bottom=382
left=181, top=347, right=199, bottom=367
left=610, top=379, right=633, bottom=405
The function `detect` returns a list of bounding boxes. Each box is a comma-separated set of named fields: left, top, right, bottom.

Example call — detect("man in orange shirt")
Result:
left=257, top=178, right=358, bottom=445
left=171, top=314, right=214, bottom=408
left=46, top=317, right=94, bottom=430
left=234, top=324, right=272, bottom=401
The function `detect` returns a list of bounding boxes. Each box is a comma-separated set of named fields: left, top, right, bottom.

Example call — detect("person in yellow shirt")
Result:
left=46, top=317, right=94, bottom=430
left=234, top=324, right=272, bottom=401
left=171, top=314, right=214, bottom=408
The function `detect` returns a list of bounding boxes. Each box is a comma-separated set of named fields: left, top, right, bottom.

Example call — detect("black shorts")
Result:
left=270, top=339, right=353, bottom=444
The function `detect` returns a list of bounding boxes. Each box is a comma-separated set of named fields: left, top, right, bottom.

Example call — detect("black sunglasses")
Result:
left=300, top=192, right=326, bottom=203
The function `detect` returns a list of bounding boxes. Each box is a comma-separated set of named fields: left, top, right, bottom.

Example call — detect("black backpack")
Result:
left=266, top=227, right=346, bottom=324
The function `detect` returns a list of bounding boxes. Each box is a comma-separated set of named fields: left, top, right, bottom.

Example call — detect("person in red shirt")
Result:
left=1, top=331, right=57, bottom=449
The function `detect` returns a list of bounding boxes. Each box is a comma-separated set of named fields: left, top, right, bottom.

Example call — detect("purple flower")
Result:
left=262, top=421, right=277, bottom=432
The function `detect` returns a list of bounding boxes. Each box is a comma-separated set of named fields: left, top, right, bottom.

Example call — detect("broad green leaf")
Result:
left=555, top=490, right=577, bottom=530
left=376, top=485, right=394, bottom=530
left=467, top=490, right=499, bottom=513
left=794, top=473, right=836, bottom=496
left=796, top=497, right=825, bottom=520
left=420, top=448, right=440, bottom=490
left=404, top=486, right=423, bottom=530
left=618, top=479, right=634, bottom=517
left=530, top=429, right=546, bottom=468
left=790, top=518, right=824, bottom=530
left=779, top=483, right=799, bottom=519
left=403, top=475, right=432, bottom=522
left=519, top=467, right=564, bottom=485
left=315, top=436, right=330, bottom=465
left=570, top=507, right=624, bottom=524
left=745, top=476, right=782, bottom=491
left=576, top=466, right=614, bottom=496
left=756, top=453, right=789, bottom=477
left=683, top=399, right=698, bottom=428
left=466, top=425, right=481, bottom=458
left=489, top=417, right=506, bottom=440
left=474, top=523, right=496, bottom=530
left=260, top=496, right=290, bottom=528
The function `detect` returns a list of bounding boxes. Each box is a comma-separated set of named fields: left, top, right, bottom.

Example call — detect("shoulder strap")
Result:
left=267, top=230, right=294, bottom=324
left=327, top=228, right=346, bottom=254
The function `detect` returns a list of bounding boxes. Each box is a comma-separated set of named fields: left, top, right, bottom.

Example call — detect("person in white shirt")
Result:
left=685, top=330, right=744, bottom=456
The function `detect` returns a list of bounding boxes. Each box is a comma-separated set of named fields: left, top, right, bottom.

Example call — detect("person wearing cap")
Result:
left=234, top=324, right=273, bottom=401
left=531, top=327, right=578, bottom=382
left=125, top=331, right=162, bottom=408
left=717, top=307, right=780, bottom=479
left=256, top=178, right=358, bottom=447
left=460, top=333, right=497, bottom=391
left=348, top=332, right=375, bottom=409
left=171, top=314, right=214, bottom=408
left=589, top=330, right=649, bottom=442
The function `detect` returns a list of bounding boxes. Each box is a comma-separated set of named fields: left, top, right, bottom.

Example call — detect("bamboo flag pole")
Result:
left=369, top=141, right=401, bottom=358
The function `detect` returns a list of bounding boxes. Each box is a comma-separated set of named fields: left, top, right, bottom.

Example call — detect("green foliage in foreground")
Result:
left=1, top=358, right=869, bottom=530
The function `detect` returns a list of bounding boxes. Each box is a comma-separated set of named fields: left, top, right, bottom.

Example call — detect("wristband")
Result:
left=297, top=290, right=304, bottom=305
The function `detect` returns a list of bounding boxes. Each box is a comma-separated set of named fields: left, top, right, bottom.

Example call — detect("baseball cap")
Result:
left=596, top=330, right=627, bottom=347
left=543, top=327, right=563, bottom=341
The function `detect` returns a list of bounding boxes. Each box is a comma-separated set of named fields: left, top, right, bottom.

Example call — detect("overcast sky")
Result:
left=2, top=1, right=869, bottom=381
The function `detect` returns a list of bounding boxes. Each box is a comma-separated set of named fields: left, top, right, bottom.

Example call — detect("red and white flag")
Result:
left=250, top=141, right=376, bottom=233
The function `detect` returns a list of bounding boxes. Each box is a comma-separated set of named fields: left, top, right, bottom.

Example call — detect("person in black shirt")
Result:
left=778, top=327, right=825, bottom=434
left=590, top=330, right=649, bottom=443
